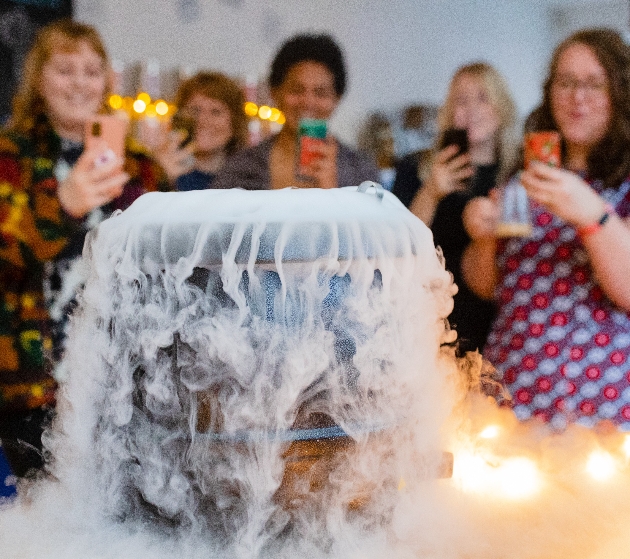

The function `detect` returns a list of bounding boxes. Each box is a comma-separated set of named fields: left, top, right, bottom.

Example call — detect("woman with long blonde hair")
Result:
left=392, top=62, right=518, bottom=355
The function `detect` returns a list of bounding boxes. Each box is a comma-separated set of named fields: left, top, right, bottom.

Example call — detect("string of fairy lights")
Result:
left=108, top=93, right=285, bottom=125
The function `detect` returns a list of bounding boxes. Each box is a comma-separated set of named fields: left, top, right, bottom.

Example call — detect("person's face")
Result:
left=271, top=61, right=340, bottom=134
left=550, top=43, right=611, bottom=152
left=39, top=41, right=107, bottom=136
left=186, top=93, right=233, bottom=156
left=451, top=73, right=501, bottom=147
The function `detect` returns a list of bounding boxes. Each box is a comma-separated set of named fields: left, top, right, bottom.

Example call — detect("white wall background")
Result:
left=74, top=0, right=627, bottom=145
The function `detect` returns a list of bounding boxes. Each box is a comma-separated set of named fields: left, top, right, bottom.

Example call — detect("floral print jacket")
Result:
left=0, top=118, right=168, bottom=412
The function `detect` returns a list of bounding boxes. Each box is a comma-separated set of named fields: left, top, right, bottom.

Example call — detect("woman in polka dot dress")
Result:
left=462, top=28, right=630, bottom=431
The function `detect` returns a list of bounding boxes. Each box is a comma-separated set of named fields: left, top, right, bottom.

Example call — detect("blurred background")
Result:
left=1, top=0, right=627, bottom=153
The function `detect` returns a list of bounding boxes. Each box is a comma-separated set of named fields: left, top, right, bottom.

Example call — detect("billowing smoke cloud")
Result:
left=1, top=188, right=628, bottom=559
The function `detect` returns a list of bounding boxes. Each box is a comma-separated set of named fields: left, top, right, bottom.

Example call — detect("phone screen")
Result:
left=295, top=118, right=327, bottom=180
left=440, top=128, right=469, bottom=155
left=171, top=111, right=196, bottom=148
left=524, top=131, right=561, bottom=168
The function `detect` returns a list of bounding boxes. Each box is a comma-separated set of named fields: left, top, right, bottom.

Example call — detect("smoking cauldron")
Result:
left=66, top=184, right=453, bottom=538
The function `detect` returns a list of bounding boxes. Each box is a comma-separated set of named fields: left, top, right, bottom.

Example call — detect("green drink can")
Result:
left=296, top=118, right=327, bottom=181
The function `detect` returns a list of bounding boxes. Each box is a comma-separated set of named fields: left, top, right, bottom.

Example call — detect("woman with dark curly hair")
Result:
left=213, top=33, right=378, bottom=190
left=462, top=28, right=630, bottom=430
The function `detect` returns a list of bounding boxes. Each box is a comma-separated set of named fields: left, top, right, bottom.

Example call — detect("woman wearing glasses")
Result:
left=462, top=28, right=630, bottom=430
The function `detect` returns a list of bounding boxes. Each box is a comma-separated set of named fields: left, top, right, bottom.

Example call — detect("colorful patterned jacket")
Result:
left=0, top=117, right=168, bottom=412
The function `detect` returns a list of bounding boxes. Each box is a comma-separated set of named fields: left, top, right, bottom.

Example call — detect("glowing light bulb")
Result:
left=497, top=458, right=540, bottom=499
left=453, top=451, right=539, bottom=499
left=479, top=425, right=500, bottom=439
left=137, top=92, right=151, bottom=104
left=108, top=94, right=123, bottom=110
left=258, top=105, right=272, bottom=120
left=133, top=99, right=147, bottom=114
left=269, top=107, right=281, bottom=122
left=586, top=450, right=617, bottom=481
left=452, top=451, right=487, bottom=494
left=155, top=100, right=169, bottom=116
left=244, top=102, right=259, bottom=117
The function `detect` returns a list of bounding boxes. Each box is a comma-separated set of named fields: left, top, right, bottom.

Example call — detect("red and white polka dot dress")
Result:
left=484, top=179, right=630, bottom=430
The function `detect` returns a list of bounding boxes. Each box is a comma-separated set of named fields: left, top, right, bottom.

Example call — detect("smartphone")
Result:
left=524, top=131, right=561, bottom=168
left=439, top=128, right=469, bottom=155
left=85, top=114, right=129, bottom=164
left=296, top=118, right=327, bottom=181
left=171, top=110, right=196, bottom=148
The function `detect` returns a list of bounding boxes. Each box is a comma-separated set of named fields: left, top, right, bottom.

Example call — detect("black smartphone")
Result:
left=171, top=110, right=196, bottom=148
left=440, top=128, right=469, bottom=155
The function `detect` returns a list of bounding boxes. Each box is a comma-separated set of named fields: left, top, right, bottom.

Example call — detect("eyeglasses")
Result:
left=552, top=75, right=609, bottom=100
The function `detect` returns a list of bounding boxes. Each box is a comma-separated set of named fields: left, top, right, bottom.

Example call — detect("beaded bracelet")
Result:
left=576, top=203, right=615, bottom=237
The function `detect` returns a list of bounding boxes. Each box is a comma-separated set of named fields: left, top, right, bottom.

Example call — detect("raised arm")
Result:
left=461, top=196, right=500, bottom=300
left=522, top=162, right=630, bottom=312
left=409, top=145, right=473, bottom=226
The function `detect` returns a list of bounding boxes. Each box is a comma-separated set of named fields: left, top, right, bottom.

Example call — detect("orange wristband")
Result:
left=576, top=204, right=615, bottom=237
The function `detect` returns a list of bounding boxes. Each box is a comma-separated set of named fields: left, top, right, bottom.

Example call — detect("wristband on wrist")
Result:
left=576, top=203, right=615, bottom=237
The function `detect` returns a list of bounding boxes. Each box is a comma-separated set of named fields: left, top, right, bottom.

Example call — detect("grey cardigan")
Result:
left=212, top=135, right=379, bottom=190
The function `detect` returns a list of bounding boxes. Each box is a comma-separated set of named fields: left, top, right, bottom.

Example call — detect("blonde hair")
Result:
left=434, top=62, right=518, bottom=185
left=10, top=18, right=111, bottom=135
left=174, top=72, right=247, bottom=155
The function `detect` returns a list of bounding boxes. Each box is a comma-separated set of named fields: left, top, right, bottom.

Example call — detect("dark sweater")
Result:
left=392, top=152, right=498, bottom=354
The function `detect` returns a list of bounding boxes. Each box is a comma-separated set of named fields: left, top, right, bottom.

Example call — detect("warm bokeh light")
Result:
left=258, top=105, right=272, bottom=120
left=145, top=103, right=157, bottom=118
left=269, top=107, right=281, bottom=122
left=623, top=434, right=630, bottom=460
left=277, top=113, right=286, bottom=125
left=453, top=450, right=540, bottom=499
left=586, top=450, right=617, bottom=481
left=155, top=100, right=169, bottom=116
left=137, top=92, right=151, bottom=104
left=108, top=94, right=123, bottom=110
left=497, top=458, right=540, bottom=499
left=244, top=102, right=259, bottom=117
left=133, top=99, right=147, bottom=114
left=122, top=97, right=134, bottom=111
left=479, top=425, right=500, bottom=439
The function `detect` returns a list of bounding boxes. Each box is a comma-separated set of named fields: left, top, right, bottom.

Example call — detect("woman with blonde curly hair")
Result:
left=392, top=62, right=519, bottom=355
left=0, top=19, right=166, bottom=477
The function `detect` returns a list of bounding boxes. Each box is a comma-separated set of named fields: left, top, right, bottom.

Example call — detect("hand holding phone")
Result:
left=524, top=131, right=561, bottom=168
left=423, top=128, right=473, bottom=201
left=151, top=111, right=197, bottom=184
left=440, top=128, right=469, bottom=156
left=58, top=142, right=129, bottom=218
left=171, top=110, right=196, bottom=148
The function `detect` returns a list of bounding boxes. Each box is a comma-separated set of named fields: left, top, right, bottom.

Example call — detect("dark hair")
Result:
left=269, top=34, right=347, bottom=96
left=527, top=28, right=630, bottom=190
left=174, top=71, right=247, bottom=155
